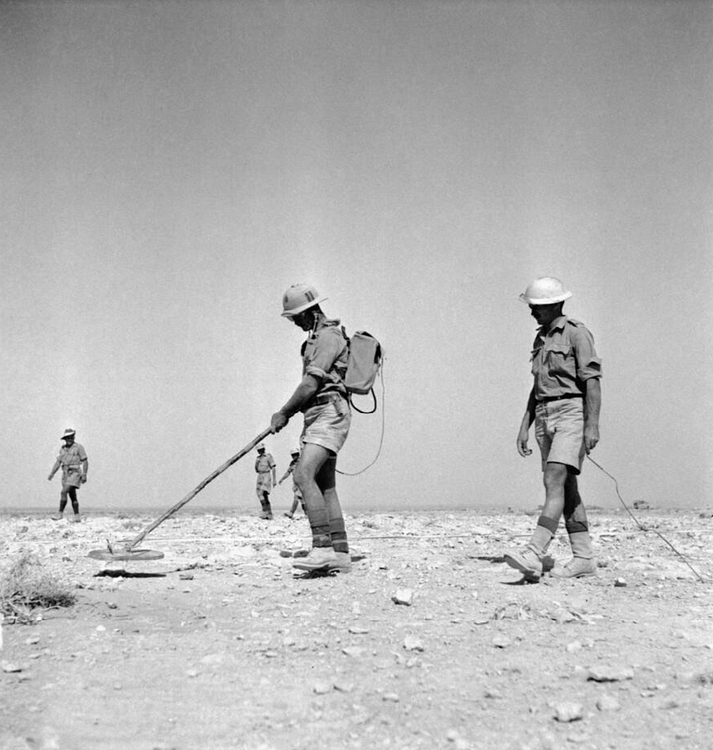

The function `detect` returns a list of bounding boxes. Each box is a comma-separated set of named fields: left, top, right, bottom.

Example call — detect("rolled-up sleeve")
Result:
left=305, top=328, right=343, bottom=381
left=573, top=328, right=602, bottom=381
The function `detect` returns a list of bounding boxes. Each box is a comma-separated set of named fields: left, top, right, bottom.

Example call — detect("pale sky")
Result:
left=1, top=0, right=711, bottom=513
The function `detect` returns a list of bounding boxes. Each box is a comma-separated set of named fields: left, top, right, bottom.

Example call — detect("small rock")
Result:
left=382, top=692, right=400, bottom=702
left=392, top=589, right=413, bottom=606
left=1, top=662, right=22, bottom=673
left=614, top=578, right=627, bottom=587
left=179, top=573, right=194, bottom=580
left=596, top=694, right=621, bottom=712
left=333, top=680, right=353, bottom=693
left=553, top=701, right=583, bottom=722
left=588, top=666, right=634, bottom=682
left=342, top=646, right=365, bottom=658
left=348, top=625, right=369, bottom=635
left=492, top=634, right=511, bottom=649
left=403, top=635, right=424, bottom=652
left=313, top=681, right=331, bottom=694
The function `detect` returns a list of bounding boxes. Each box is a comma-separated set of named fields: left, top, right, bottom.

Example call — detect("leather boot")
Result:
left=551, top=531, right=597, bottom=578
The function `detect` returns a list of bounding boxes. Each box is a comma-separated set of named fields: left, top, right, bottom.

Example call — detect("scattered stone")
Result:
left=342, top=646, right=365, bottom=658
left=333, top=680, right=353, bottom=693
left=392, top=589, right=413, bottom=606
left=348, top=625, right=369, bottom=635
left=382, top=692, right=400, bottom=702
left=553, top=701, right=583, bottom=722
left=179, top=573, right=194, bottom=580
left=596, top=694, right=621, bottom=712
left=1, top=662, right=22, bottom=673
left=566, top=641, right=583, bottom=653
left=403, top=635, right=424, bottom=652
left=614, top=578, right=627, bottom=587
left=587, top=666, right=634, bottom=682
left=313, top=681, right=331, bottom=694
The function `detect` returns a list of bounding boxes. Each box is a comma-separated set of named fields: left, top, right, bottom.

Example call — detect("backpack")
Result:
left=344, top=330, right=383, bottom=414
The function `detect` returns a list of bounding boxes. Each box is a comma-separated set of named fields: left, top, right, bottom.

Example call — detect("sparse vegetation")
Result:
left=0, top=550, right=76, bottom=624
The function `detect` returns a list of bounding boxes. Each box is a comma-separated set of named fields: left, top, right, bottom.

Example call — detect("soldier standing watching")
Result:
left=48, top=428, right=88, bottom=523
left=254, top=443, right=276, bottom=519
left=504, top=277, right=602, bottom=581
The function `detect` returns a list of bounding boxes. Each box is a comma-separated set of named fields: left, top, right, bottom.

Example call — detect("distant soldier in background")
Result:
left=505, top=277, right=602, bottom=581
left=48, top=428, right=88, bottom=523
left=254, top=443, right=276, bottom=519
left=279, top=448, right=305, bottom=519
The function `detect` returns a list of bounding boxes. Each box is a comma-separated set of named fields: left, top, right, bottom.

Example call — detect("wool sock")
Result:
left=329, top=516, right=349, bottom=555
left=307, top=508, right=332, bottom=548
left=527, top=515, right=558, bottom=556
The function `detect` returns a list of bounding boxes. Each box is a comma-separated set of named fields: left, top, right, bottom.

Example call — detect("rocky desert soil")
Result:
left=1, top=508, right=712, bottom=750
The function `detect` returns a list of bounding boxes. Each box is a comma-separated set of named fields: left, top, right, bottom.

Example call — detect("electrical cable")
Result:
left=337, top=356, right=386, bottom=477
left=586, top=455, right=707, bottom=583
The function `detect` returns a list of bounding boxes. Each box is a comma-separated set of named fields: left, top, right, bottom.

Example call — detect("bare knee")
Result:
left=542, top=462, right=568, bottom=492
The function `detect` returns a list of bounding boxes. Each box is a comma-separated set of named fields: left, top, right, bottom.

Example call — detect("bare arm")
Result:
left=516, top=389, right=537, bottom=457
left=48, top=459, right=60, bottom=481
left=270, top=374, right=321, bottom=433
left=583, top=377, right=601, bottom=453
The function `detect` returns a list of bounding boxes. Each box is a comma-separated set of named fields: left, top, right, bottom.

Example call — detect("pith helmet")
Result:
left=257, top=443, right=266, bottom=452
left=281, top=283, right=327, bottom=317
left=61, top=428, right=76, bottom=440
left=519, top=277, right=572, bottom=306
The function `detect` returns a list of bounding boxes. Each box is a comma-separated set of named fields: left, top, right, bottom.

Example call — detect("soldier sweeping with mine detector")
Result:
left=270, top=284, right=353, bottom=574
left=504, top=277, right=602, bottom=582
left=87, top=283, right=382, bottom=567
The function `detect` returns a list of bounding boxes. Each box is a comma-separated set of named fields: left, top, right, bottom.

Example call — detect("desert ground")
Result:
left=1, top=506, right=712, bottom=750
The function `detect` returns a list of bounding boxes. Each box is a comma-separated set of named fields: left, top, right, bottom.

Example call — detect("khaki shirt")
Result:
left=255, top=453, right=275, bottom=474
left=300, top=318, right=349, bottom=398
left=57, top=443, right=88, bottom=488
left=530, top=316, right=602, bottom=401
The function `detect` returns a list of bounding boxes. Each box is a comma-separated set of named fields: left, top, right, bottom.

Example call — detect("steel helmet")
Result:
left=281, top=283, right=327, bottom=317
left=519, top=277, right=572, bottom=306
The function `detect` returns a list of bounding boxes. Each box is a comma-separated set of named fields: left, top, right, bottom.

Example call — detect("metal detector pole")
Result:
left=125, top=427, right=272, bottom=551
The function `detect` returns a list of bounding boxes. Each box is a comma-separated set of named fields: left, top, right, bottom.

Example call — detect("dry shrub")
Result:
left=0, top=550, right=76, bottom=624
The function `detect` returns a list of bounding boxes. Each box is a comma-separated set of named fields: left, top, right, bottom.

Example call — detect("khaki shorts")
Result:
left=301, top=396, right=351, bottom=454
left=535, top=398, right=585, bottom=474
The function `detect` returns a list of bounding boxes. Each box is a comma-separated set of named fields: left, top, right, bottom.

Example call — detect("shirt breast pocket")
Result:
left=544, top=343, right=573, bottom=368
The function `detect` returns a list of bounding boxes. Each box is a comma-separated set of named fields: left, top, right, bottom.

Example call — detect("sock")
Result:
left=329, top=516, right=349, bottom=555
left=565, top=520, right=588, bottom=534
left=527, top=515, right=558, bottom=556
left=307, top=508, right=332, bottom=548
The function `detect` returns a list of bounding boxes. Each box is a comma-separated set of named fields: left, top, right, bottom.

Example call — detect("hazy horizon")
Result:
left=2, top=1, right=711, bottom=516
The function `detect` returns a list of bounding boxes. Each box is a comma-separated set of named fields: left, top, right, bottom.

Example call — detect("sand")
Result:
left=1, top=508, right=712, bottom=750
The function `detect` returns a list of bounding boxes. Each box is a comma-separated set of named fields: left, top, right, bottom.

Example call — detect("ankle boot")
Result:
left=551, top=531, right=597, bottom=578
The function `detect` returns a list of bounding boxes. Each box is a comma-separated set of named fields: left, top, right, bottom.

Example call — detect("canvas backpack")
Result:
left=343, top=330, right=383, bottom=414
